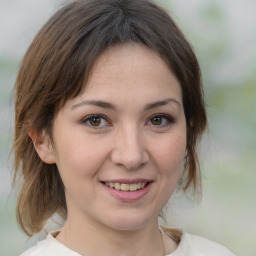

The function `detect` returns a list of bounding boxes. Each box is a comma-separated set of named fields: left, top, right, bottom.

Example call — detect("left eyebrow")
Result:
left=143, top=98, right=181, bottom=111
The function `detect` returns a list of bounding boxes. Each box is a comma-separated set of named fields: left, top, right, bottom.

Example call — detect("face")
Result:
left=43, top=44, right=186, bottom=231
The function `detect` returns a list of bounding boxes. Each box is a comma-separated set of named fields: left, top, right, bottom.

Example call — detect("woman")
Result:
left=13, top=0, right=235, bottom=255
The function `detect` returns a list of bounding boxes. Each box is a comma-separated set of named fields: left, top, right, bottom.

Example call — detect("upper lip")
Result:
left=101, top=179, right=153, bottom=184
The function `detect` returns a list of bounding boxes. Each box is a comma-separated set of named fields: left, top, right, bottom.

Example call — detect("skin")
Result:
left=34, top=43, right=187, bottom=256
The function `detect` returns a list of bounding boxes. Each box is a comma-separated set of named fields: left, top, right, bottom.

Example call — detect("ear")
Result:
left=28, top=130, right=56, bottom=164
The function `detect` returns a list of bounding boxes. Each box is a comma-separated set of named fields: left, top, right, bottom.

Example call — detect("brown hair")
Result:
left=13, top=0, right=207, bottom=236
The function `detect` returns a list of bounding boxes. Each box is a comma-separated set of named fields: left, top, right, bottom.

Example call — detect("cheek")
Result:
left=54, top=133, right=110, bottom=179
left=152, top=134, right=186, bottom=175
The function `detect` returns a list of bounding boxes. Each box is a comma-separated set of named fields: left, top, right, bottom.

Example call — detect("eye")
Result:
left=148, top=114, right=174, bottom=127
left=82, top=115, right=110, bottom=129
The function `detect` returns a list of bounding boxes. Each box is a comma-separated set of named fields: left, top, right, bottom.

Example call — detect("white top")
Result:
left=20, top=229, right=236, bottom=256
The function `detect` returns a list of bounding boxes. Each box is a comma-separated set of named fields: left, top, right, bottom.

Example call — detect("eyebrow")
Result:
left=71, top=100, right=116, bottom=110
left=143, top=98, right=181, bottom=111
left=71, top=98, right=181, bottom=111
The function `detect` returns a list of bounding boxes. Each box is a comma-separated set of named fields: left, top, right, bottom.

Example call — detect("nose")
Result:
left=110, top=125, right=149, bottom=170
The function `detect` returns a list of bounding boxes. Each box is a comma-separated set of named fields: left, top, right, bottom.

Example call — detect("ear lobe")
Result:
left=29, top=130, right=56, bottom=164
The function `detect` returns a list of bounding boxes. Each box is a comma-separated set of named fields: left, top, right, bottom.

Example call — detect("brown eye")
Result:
left=151, top=116, right=163, bottom=125
left=149, top=114, right=174, bottom=127
left=82, top=115, right=110, bottom=129
left=89, top=116, right=101, bottom=126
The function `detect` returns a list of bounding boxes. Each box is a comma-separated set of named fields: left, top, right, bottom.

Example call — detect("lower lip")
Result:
left=102, top=182, right=152, bottom=202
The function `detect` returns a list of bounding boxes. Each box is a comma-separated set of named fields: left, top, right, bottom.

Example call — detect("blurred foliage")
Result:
left=0, top=57, right=17, bottom=102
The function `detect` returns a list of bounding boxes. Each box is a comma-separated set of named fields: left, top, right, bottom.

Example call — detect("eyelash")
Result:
left=81, top=114, right=175, bottom=129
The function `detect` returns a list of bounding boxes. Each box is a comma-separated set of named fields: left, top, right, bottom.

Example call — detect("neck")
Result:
left=56, top=215, right=165, bottom=256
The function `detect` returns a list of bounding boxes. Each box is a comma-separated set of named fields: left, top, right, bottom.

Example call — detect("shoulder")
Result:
left=19, top=239, right=48, bottom=256
left=162, top=227, right=236, bottom=256
left=19, top=232, right=80, bottom=256
left=183, top=232, right=236, bottom=256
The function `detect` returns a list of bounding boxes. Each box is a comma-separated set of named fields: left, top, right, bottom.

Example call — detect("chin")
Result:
left=102, top=211, right=158, bottom=231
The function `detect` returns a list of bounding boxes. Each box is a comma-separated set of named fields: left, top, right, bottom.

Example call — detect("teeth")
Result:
left=120, top=184, right=130, bottom=191
left=105, top=182, right=147, bottom=191
left=130, top=183, right=138, bottom=191
left=114, top=183, right=121, bottom=190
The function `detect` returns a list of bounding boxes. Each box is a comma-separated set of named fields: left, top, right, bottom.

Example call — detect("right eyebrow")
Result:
left=71, top=100, right=116, bottom=110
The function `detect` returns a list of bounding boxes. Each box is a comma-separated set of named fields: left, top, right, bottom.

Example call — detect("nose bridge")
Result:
left=111, top=123, right=148, bottom=170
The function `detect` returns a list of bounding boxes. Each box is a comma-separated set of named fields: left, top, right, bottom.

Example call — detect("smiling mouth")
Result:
left=104, top=182, right=148, bottom=191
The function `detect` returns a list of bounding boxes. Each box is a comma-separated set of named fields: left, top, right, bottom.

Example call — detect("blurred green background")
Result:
left=0, top=0, right=255, bottom=255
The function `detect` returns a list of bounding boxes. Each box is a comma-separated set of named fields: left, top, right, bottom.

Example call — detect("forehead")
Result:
left=90, top=43, right=170, bottom=78
left=63, top=43, right=182, bottom=110
left=87, top=43, right=180, bottom=92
